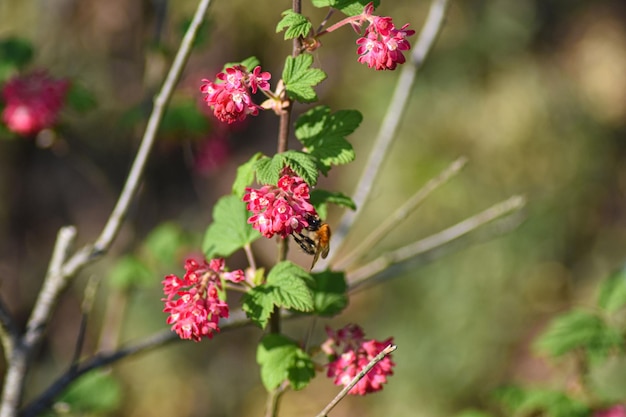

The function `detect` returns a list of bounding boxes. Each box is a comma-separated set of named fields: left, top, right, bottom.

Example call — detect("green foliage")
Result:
left=282, top=54, right=327, bottom=103
left=242, top=262, right=315, bottom=328
left=0, top=37, right=33, bottom=80
left=66, top=83, right=97, bottom=113
left=598, top=265, right=626, bottom=313
left=255, top=151, right=319, bottom=186
left=454, top=411, right=495, bottom=417
left=257, top=334, right=315, bottom=391
left=232, top=152, right=263, bottom=197
left=495, top=386, right=590, bottom=417
left=310, top=189, right=356, bottom=219
left=109, top=255, right=153, bottom=290
left=310, top=270, right=348, bottom=316
left=59, top=370, right=122, bottom=414
left=203, top=195, right=261, bottom=258
left=276, top=11, right=312, bottom=40
left=142, top=222, right=189, bottom=266
left=160, top=98, right=210, bottom=135
left=223, top=56, right=261, bottom=72
left=295, top=106, right=361, bottom=175
left=534, top=309, right=623, bottom=363
left=310, top=0, right=379, bottom=16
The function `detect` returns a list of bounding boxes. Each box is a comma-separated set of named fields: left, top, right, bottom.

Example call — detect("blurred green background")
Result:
left=1, top=0, right=626, bottom=416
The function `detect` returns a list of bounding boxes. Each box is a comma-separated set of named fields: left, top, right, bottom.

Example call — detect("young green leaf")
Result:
left=310, top=270, right=348, bottom=316
left=0, top=37, right=33, bottom=79
left=295, top=106, right=361, bottom=175
left=598, top=265, right=626, bottom=312
left=282, top=54, right=327, bottom=103
left=60, top=371, right=123, bottom=414
left=310, top=189, right=356, bottom=219
left=242, top=286, right=275, bottom=329
left=276, top=10, right=312, bottom=40
left=109, top=255, right=152, bottom=290
left=534, top=309, right=623, bottom=361
left=223, top=56, right=261, bottom=72
left=267, top=261, right=315, bottom=312
left=310, top=0, right=380, bottom=16
left=254, top=151, right=319, bottom=186
left=233, top=152, right=263, bottom=197
left=495, top=385, right=590, bottom=417
left=257, top=334, right=314, bottom=391
left=203, top=195, right=260, bottom=258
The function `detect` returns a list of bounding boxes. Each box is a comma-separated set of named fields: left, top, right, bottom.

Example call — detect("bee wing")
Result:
left=310, top=251, right=321, bottom=270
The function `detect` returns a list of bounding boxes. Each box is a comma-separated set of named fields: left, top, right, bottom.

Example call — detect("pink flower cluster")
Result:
left=200, top=65, right=271, bottom=124
left=355, top=3, right=415, bottom=70
left=162, top=258, right=244, bottom=342
left=1, top=71, right=69, bottom=136
left=243, top=172, right=317, bottom=239
left=322, top=324, right=395, bottom=395
left=595, top=405, right=626, bottom=417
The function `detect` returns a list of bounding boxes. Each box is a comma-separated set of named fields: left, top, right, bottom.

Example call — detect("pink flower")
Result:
left=595, top=405, right=626, bottom=417
left=200, top=65, right=271, bottom=124
left=162, top=258, right=244, bottom=342
left=322, top=324, right=395, bottom=395
left=1, top=71, right=69, bottom=136
left=243, top=171, right=317, bottom=239
left=354, top=3, right=415, bottom=70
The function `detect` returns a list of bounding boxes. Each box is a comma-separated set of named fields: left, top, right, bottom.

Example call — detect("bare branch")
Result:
left=328, top=0, right=451, bottom=261
left=334, top=156, right=467, bottom=270
left=347, top=195, right=527, bottom=292
left=0, top=296, right=19, bottom=362
left=315, top=344, right=397, bottom=417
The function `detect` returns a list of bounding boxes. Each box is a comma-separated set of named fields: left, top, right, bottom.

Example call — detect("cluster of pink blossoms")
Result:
left=200, top=65, right=271, bottom=124
left=1, top=71, right=69, bottom=136
left=322, top=324, right=395, bottom=395
left=595, top=405, right=626, bottom=417
left=162, top=258, right=244, bottom=342
left=354, top=3, right=415, bottom=71
left=243, top=172, right=317, bottom=239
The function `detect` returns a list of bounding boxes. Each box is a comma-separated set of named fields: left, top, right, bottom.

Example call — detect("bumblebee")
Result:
left=292, top=215, right=331, bottom=269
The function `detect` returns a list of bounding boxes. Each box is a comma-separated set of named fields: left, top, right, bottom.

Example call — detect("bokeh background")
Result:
left=1, top=0, right=626, bottom=416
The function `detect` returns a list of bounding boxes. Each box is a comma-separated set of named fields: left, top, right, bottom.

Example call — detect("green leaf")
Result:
left=142, top=222, right=189, bottom=266
left=310, top=189, right=356, bottom=219
left=242, top=286, right=275, bottom=329
left=295, top=106, right=361, bottom=175
left=257, top=334, right=314, bottom=391
left=203, top=195, right=261, bottom=258
left=276, top=10, right=312, bottom=40
left=254, top=151, right=319, bottom=186
left=109, top=255, right=152, bottom=290
left=233, top=152, right=263, bottom=197
left=60, top=371, right=122, bottom=414
left=282, top=54, right=327, bottom=103
left=310, top=270, right=348, bottom=316
left=223, top=56, right=261, bottom=72
left=534, top=309, right=623, bottom=361
left=310, top=0, right=379, bottom=16
left=267, top=261, right=315, bottom=312
left=0, top=38, right=33, bottom=80
left=495, top=386, right=590, bottom=417
left=66, top=83, right=97, bottom=113
left=598, top=265, right=626, bottom=312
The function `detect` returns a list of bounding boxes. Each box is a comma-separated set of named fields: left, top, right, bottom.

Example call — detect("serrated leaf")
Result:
left=283, top=54, right=327, bottom=103
left=267, top=261, right=314, bottom=312
left=310, top=270, right=348, bottom=316
left=242, top=286, right=275, bottom=328
left=598, top=265, right=626, bottom=312
left=534, top=310, right=623, bottom=361
left=257, top=334, right=314, bottom=391
left=233, top=152, right=263, bottom=197
left=109, top=255, right=152, bottom=290
left=495, top=386, right=590, bottom=417
left=276, top=10, right=312, bottom=40
left=310, top=189, right=356, bottom=219
left=203, top=195, right=261, bottom=258
left=310, top=0, right=379, bottom=16
left=295, top=106, right=361, bottom=175
left=254, top=152, right=318, bottom=186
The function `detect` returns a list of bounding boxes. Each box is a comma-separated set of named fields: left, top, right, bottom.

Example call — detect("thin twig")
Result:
left=315, top=344, right=397, bottom=417
left=334, top=156, right=467, bottom=270
left=0, top=2, right=213, bottom=417
left=327, top=0, right=451, bottom=265
left=0, top=296, right=19, bottom=362
left=347, top=195, right=527, bottom=292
